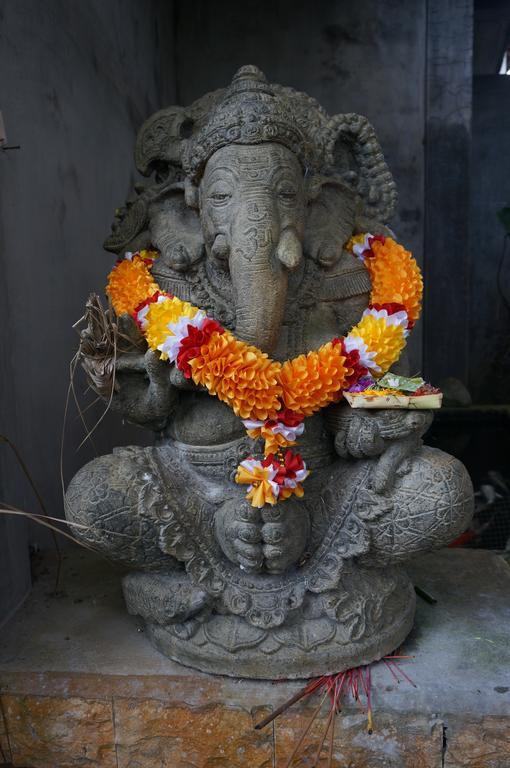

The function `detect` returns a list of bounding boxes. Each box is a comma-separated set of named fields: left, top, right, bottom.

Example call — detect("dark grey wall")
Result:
left=174, top=0, right=427, bottom=272
left=173, top=0, right=476, bottom=385
left=474, top=0, right=510, bottom=74
left=422, top=0, right=472, bottom=385
left=0, top=0, right=174, bottom=621
left=469, top=76, right=510, bottom=403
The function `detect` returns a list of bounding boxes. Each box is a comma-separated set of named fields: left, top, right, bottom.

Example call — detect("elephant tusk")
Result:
left=275, top=228, right=303, bottom=270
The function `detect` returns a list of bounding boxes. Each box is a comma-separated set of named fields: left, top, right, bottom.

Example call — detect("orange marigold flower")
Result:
left=190, top=331, right=282, bottom=421
left=350, top=314, right=406, bottom=374
left=279, top=341, right=351, bottom=416
left=106, top=256, right=159, bottom=316
left=368, top=238, right=423, bottom=324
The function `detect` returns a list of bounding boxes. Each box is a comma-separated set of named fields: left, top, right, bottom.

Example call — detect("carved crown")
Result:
left=104, top=65, right=397, bottom=254
left=181, top=65, right=320, bottom=180
left=134, top=64, right=397, bottom=221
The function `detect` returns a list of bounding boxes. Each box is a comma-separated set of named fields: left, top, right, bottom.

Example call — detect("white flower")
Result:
left=242, top=418, right=305, bottom=442
left=242, top=419, right=265, bottom=431
left=271, top=422, right=305, bottom=441
left=283, top=463, right=309, bottom=489
left=343, top=334, right=381, bottom=372
left=352, top=233, right=373, bottom=260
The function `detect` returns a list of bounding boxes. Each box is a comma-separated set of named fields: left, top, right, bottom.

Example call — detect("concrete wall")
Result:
left=0, top=0, right=174, bottom=621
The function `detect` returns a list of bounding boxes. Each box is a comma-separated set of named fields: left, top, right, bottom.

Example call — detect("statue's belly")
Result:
left=164, top=393, right=246, bottom=445
left=161, top=392, right=337, bottom=477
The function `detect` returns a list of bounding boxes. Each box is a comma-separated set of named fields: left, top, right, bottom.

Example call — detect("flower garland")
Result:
left=106, top=234, right=422, bottom=507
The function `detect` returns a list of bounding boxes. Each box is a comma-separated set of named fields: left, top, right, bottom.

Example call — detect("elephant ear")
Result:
left=104, top=92, right=225, bottom=258
left=325, top=113, right=397, bottom=223
left=134, top=109, right=207, bottom=272
left=103, top=107, right=194, bottom=254
left=305, top=114, right=397, bottom=270
left=135, top=106, right=195, bottom=181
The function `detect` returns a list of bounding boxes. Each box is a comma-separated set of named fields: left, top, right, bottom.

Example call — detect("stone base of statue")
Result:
left=65, top=436, right=473, bottom=680
left=1, top=549, right=509, bottom=768
left=122, top=567, right=415, bottom=679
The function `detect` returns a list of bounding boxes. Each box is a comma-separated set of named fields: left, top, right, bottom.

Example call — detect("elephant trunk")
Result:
left=229, top=210, right=302, bottom=353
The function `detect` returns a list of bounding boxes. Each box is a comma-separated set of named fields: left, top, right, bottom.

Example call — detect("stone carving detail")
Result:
left=66, top=65, right=474, bottom=679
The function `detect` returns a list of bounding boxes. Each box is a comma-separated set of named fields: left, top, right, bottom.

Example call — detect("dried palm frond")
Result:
left=75, top=293, right=147, bottom=398
left=75, top=293, right=119, bottom=398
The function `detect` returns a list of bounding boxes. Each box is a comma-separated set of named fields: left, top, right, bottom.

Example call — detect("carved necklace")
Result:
left=106, top=234, right=423, bottom=508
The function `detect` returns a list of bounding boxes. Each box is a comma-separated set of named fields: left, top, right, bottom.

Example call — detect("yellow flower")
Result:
left=190, top=331, right=283, bottom=421
left=279, top=341, right=349, bottom=416
left=138, top=249, right=159, bottom=261
left=144, top=297, right=200, bottom=359
left=235, top=462, right=278, bottom=507
left=106, top=256, right=159, bottom=316
left=350, top=314, right=406, bottom=374
left=279, top=483, right=305, bottom=500
left=345, top=233, right=368, bottom=252
left=244, top=425, right=295, bottom=456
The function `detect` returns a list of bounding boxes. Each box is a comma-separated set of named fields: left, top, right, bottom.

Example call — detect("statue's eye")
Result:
left=210, top=191, right=232, bottom=204
left=278, top=189, right=297, bottom=203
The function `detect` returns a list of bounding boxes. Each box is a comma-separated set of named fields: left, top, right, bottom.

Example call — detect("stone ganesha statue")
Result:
left=66, top=66, right=473, bottom=679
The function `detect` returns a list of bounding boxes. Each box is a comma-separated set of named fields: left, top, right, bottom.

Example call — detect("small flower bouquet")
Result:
left=344, top=373, right=442, bottom=409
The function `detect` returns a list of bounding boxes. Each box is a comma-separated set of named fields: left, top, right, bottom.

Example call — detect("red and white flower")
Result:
left=159, top=310, right=207, bottom=362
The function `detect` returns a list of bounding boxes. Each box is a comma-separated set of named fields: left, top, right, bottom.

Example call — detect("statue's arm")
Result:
left=111, top=347, right=179, bottom=431
left=79, top=306, right=182, bottom=432
left=326, top=401, right=432, bottom=493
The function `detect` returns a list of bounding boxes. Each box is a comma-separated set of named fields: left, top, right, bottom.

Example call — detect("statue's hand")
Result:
left=215, top=498, right=309, bottom=574
left=111, top=348, right=178, bottom=430
left=334, top=408, right=432, bottom=458
left=260, top=505, right=310, bottom=574
left=333, top=407, right=433, bottom=493
left=116, top=312, right=145, bottom=351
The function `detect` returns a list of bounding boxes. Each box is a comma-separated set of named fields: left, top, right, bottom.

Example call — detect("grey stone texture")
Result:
left=65, top=66, right=474, bottom=679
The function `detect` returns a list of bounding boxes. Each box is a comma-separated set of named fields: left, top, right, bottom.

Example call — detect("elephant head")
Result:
left=192, top=142, right=305, bottom=351
left=104, top=66, right=397, bottom=354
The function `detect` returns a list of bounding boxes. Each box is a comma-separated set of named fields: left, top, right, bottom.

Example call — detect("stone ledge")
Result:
left=0, top=549, right=509, bottom=767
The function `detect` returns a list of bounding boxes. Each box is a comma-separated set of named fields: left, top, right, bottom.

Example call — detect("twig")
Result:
left=284, top=689, right=329, bottom=768
left=255, top=678, right=322, bottom=730
left=311, top=699, right=335, bottom=766
left=0, top=506, right=100, bottom=552
left=414, top=585, right=437, bottom=604
left=383, top=658, right=401, bottom=684
left=0, top=506, right=135, bottom=537
left=388, top=660, right=417, bottom=689
left=0, top=433, right=62, bottom=592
